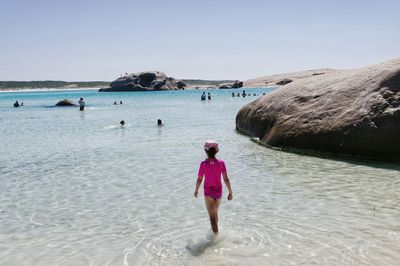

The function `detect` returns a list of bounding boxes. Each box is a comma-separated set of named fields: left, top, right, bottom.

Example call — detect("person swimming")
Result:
left=13, top=101, right=20, bottom=108
left=207, top=93, right=211, bottom=100
left=120, top=101, right=123, bottom=104
left=114, top=101, right=117, bottom=105
left=120, top=120, right=125, bottom=127
left=232, top=92, right=235, bottom=97
left=157, top=119, right=164, bottom=126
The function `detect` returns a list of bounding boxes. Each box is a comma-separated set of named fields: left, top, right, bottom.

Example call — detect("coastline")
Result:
left=0, top=87, right=100, bottom=93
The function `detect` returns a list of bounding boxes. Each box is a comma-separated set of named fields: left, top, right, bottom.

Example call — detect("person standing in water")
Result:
left=120, top=120, right=125, bottom=127
left=201, top=92, right=206, bottom=101
left=13, top=101, right=20, bottom=107
left=207, top=93, right=211, bottom=100
left=78, top=98, right=85, bottom=111
left=194, top=140, right=233, bottom=233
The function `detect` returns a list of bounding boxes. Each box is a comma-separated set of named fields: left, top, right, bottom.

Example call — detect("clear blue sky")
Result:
left=0, top=0, right=399, bottom=81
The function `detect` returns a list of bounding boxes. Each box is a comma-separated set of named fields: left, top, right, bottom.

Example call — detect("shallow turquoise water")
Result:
left=0, top=88, right=399, bottom=265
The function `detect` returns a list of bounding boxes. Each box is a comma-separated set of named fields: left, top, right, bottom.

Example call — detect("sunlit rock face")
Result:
left=99, top=71, right=185, bottom=92
left=236, top=59, right=400, bottom=160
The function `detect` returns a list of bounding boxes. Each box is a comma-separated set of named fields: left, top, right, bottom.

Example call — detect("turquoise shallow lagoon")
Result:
left=0, top=88, right=399, bottom=265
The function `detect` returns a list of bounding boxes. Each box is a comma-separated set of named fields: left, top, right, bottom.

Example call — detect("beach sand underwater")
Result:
left=1, top=88, right=400, bottom=265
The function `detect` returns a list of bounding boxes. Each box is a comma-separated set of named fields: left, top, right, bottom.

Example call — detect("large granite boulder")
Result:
left=55, top=99, right=77, bottom=106
left=236, top=59, right=400, bottom=160
left=99, top=71, right=185, bottom=92
left=219, top=80, right=243, bottom=89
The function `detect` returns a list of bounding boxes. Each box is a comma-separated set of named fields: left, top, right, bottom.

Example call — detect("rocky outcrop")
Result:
left=55, top=99, right=77, bottom=106
left=236, top=59, right=400, bottom=160
left=219, top=80, right=243, bottom=89
left=276, top=79, right=292, bottom=85
left=244, top=69, right=335, bottom=87
left=99, top=71, right=185, bottom=92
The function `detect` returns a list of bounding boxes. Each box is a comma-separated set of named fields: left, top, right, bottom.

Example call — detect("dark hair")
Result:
left=206, top=147, right=217, bottom=159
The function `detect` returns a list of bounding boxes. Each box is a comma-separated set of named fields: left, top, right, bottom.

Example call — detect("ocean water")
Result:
left=0, top=88, right=399, bottom=266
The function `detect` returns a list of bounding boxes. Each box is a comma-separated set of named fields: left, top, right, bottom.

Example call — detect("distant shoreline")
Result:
left=0, top=87, right=101, bottom=93
left=0, top=79, right=237, bottom=92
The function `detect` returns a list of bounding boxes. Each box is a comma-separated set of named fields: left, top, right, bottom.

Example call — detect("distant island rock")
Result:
left=236, top=58, right=400, bottom=160
left=55, top=99, right=77, bottom=106
left=99, top=71, right=185, bottom=92
left=219, top=80, right=243, bottom=89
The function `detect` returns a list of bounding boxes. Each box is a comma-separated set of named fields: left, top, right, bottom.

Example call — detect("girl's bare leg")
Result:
left=214, top=199, right=221, bottom=224
left=205, top=196, right=219, bottom=233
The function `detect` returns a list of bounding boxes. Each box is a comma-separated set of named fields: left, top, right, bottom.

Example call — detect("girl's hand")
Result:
left=227, top=193, right=233, bottom=201
left=194, top=191, right=198, bottom=198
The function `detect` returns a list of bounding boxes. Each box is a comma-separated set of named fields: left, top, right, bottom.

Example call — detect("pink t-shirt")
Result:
left=198, top=159, right=227, bottom=197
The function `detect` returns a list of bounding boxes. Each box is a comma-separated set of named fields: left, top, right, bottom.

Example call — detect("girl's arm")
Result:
left=223, top=172, right=233, bottom=200
left=194, top=176, right=203, bottom=198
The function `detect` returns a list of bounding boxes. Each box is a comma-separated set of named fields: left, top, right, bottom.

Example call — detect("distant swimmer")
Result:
left=114, top=101, right=117, bottom=105
left=201, top=92, right=206, bottom=101
left=242, top=90, right=246, bottom=98
left=157, top=119, right=164, bottom=126
left=120, top=101, right=123, bottom=104
left=237, top=92, right=240, bottom=97
left=263, top=93, right=266, bottom=95
left=21, top=102, right=24, bottom=106
left=120, top=120, right=125, bottom=127
left=78, top=98, right=85, bottom=111
left=208, top=93, right=211, bottom=100
left=232, top=92, right=235, bottom=97
left=253, top=93, right=256, bottom=96
left=13, top=101, right=20, bottom=108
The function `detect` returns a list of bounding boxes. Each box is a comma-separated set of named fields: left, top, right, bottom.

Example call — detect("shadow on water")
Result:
left=185, top=233, right=221, bottom=256
left=248, top=136, right=400, bottom=171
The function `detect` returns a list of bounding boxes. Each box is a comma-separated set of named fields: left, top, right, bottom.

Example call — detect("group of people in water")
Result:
left=113, top=100, right=123, bottom=105
left=200, top=90, right=265, bottom=101
left=201, top=92, right=212, bottom=101
left=232, top=90, right=264, bottom=98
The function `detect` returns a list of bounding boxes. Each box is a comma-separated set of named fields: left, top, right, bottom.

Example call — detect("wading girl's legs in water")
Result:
left=205, top=196, right=221, bottom=233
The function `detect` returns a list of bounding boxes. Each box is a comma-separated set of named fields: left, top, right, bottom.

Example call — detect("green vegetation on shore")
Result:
left=181, top=79, right=235, bottom=86
left=0, top=81, right=110, bottom=90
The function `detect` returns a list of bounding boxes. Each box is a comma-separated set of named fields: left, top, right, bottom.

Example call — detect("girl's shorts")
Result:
left=204, top=186, right=222, bottom=200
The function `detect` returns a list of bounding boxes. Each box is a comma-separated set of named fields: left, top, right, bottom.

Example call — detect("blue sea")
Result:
left=0, top=88, right=399, bottom=265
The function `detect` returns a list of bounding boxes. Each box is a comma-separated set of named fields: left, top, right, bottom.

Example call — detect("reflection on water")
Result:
left=0, top=89, right=399, bottom=265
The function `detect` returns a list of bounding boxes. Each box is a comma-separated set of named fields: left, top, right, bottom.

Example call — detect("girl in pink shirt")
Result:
left=194, top=140, right=233, bottom=233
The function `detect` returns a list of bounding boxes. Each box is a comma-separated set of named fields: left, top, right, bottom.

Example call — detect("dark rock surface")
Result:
left=219, top=80, right=243, bottom=89
left=236, top=59, right=400, bottom=160
left=55, top=99, right=77, bottom=106
left=276, top=79, right=292, bottom=85
left=99, top=71, right=185, bottom=92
